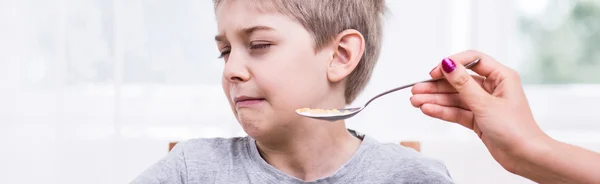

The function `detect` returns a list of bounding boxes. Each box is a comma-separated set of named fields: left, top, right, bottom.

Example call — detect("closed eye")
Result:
left=250, top=43, right=272, bottom=50
left=218, top=48, right=230, bottom=59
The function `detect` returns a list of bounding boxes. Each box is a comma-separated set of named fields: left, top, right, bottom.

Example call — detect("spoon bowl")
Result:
left=295, top=107, right=363, bottom=121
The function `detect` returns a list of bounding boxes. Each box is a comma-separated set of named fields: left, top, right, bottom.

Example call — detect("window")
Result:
left=517, top=0, right=600, bottom=84
left=469, top=0, right=600, bottom=137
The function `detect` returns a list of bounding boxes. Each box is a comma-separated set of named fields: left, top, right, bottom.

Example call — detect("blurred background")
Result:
left=1, top=0, right=599, bottom=183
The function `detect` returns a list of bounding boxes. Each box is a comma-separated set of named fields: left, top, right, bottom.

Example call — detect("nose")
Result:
left=223, top=51, right=250, bottom=83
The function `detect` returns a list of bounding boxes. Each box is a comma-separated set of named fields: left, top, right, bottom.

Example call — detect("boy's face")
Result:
left=215, top=1, right=335, bottom=137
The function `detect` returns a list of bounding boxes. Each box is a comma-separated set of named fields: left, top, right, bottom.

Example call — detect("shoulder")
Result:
left=172, top=137, right=249, bottom=168
left=363, top=139, right=455, bottom=183
left=131, top=137, right=249, bottom=184
left=373, top=142, right=447, bottom=169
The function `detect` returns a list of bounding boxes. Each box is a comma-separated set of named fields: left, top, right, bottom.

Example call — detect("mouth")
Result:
left=234, top=96, right=266, bottom=108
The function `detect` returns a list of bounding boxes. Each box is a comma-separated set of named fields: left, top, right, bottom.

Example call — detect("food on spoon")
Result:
left=296, top=108, right=351, bottom=115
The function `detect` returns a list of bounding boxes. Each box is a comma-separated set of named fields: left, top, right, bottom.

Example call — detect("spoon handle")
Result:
left=362, top=59, right=481, bottom=107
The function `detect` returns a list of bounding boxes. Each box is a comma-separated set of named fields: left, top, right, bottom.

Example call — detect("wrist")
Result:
left=511, top=132, right=555, bottom=175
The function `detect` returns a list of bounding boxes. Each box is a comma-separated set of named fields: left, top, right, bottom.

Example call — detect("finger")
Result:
left=429, top=50, right=511, bottom=79
left=412, top=75, right=486, bottom=94
left=420, top=103, right=475, bottom=130
left=440, top=58, right=491, bottom=111
left=410, top=93, right=469, bottom=110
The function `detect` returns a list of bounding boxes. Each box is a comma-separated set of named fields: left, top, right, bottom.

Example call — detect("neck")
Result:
left=254, top=121, right=362, bottom=181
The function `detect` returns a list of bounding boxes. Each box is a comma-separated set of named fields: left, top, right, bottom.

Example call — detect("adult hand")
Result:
left=410, top=50, right=600, bottom=184
left=410, top=50, right=545, bottom=172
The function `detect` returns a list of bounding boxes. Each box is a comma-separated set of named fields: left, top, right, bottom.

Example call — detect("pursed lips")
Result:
left=233, top=96, right=266, bottom=108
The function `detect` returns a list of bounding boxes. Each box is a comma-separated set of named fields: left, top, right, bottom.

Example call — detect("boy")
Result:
left=132, top=0, right=454, bottom=183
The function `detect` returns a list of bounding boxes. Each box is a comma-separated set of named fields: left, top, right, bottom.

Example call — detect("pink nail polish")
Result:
left=442, top=58, right=456, bottom=73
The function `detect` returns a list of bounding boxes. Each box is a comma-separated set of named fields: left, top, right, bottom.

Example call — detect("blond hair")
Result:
left=214, top=0, right=386, bottom=104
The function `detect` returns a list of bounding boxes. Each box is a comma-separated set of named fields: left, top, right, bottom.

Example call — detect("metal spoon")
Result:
left=296, top=59, right=481, bottom=121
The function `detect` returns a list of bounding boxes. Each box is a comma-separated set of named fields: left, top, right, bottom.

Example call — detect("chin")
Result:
left=236, top=111, right=288, bottom=140
left=237, top=111, right=267, bottom=137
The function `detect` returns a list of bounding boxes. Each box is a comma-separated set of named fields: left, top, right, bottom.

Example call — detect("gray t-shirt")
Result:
left=132, top=130, right=454, bottom=184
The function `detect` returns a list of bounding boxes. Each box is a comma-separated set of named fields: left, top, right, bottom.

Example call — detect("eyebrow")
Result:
left=214, top=25, right=275, bottom=42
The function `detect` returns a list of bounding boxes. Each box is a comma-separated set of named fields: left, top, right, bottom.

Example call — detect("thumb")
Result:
left=441, top=58, right=490, bottom=111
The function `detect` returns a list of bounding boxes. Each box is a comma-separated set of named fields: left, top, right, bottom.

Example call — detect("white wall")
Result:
left=1, top=0, right=599, bottom=183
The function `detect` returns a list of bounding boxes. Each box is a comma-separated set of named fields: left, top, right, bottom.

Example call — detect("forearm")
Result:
left=515, top=136, right=600, bottom=184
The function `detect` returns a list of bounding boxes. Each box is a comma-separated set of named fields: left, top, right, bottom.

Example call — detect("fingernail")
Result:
left=441, top=58, right=456, bottom=73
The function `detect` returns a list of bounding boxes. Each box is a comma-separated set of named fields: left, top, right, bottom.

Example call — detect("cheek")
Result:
left=277, top=55, right=321, bottom=83
left=285, top=53, right=329, bottom=90
left=259, top=56, right=328, bottom=105
left=277, top=47, right=327, bottom=82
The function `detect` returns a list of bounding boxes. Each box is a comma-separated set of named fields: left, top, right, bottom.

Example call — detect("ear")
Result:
left=327, top=29, right=365, bottom=83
